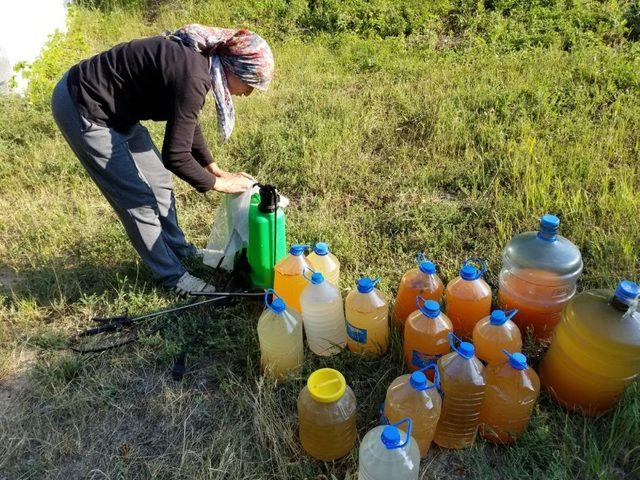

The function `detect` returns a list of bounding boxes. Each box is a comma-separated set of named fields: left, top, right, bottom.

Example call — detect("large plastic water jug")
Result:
left=345, top=277, right=389, bottom=355
left=403, top=298, right=452, bottom=373
left=498, top=214, right=583, bottom=341
left=257, top=290, right=304, bottom=379
left=472, top=309, right=522, bottom=364
left=384, top=366, right=442, bottom=457
left=539, top=280, right=640, bottom=415
left=392, top=253, right=444, bottom=329
left=247, top=185, right=287, bottom=289
left=273, top=244, right=311, bottom=314
left=358, top=418, right=420, bottom=480
left=298, top=368, right=357, bottom=460
left=300, top=269, right=347, bottom=356
left=479, top=350, right=540, bottom=444
left=433, top=334, right=487, bottom=449
left=307, top=242, right=340, bottom=287
left=444, top=259, right=492, bottom=339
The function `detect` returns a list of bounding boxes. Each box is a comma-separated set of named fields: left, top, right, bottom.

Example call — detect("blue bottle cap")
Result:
left=420, top=299, right=441, bottom=318
left=419, top=260, right=436, bottom=275
left=409, top=371, right=427, bottom=391
left=289, top=244, right=307, bottom=256
left=538, top=214, right=560, bottom=241
left=381, top=425, right=402, bottom=449
left=460, top=264, right=479, bottom=281
left=313, top=242, right=329, bottom=256
left=614, top=280, right=640, bottom=302
left=311, top=272, right=324, bottom=285
left=270, top=297, right=286, bottom=314
left=504, top=351, right=528, bottom=370
left=540, top=214, right=560, bottom=230
left=490, top=310, right=507, bottom=326
left=457, top=341, right=475, bottom=359
left=357, top=277, right=379, bottom=294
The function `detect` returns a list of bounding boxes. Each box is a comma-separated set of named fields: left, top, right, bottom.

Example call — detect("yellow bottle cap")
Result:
left=307, top=368, right=346, bottom=403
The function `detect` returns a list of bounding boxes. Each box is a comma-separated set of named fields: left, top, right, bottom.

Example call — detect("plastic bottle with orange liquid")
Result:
left=257, top=290, right=304, bottom=379
left=384, top=366, right=442, bottom=457
left=444, top=259, right=492, bottom=339
left=472, top=309, right=522, bottom=364
left=393, top=254, right=444, bottom=329
left=273, top=244, right=311, bottom=315
left=498, top=214, right=583, bottom=341
left=539, top=280, right=640, bottom=415
left=307, top=242, right=340, bottom=287
left=403, top=298, right=452, bottom=373
left=345, top=277, right=389, bottom=355
left=479, top=350, right=540, bottom=444
left=433, top=333, right=486, bottom=449
left=298, top=368, right=357, bottom=461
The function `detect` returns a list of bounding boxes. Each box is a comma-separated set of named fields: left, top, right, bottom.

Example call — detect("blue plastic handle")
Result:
left=420, top=364, right=441, bottom=391
left=462, top=257, right=487, bottom=279
left=506, top=309, right=518, bottom=321
left=390, top=418, right=413, bottom=449
left=302, top=267, right=316, bottom=283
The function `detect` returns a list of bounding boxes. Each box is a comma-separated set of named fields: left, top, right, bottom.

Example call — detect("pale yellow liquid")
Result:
left=257, top=309, right=304, bottom=379
left=345, top=289, right=388, bottom=355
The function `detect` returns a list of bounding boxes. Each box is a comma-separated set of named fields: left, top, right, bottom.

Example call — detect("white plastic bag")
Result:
left=202, top=186, right=289, bottom=271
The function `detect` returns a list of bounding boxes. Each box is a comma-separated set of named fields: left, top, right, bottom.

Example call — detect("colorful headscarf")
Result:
left=167, top=24, right=274, bottom=143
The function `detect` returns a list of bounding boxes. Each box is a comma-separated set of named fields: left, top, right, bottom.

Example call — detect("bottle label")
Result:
left=346, top=321, right=367, bottom=344
left=412, top=350, right=441, bottom=369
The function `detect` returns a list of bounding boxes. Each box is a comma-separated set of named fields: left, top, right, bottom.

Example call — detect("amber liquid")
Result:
left=298, top=387, right=357, bottom=461
left=433, top=353, right=486, bottom=449
left=498, top=268, right=574, bottom=341
left=274, top=271, right=308, bottom=314
left=538, top=290, right=640, bottom=415
left=479, top=363, right=540, bottom=444
left=392, top=269, right=444, bottom=329
left=403, top=311, right=452, bottom=373
left=445, top=277, right=492, bottom=340
left=472, top=318, right=522, bottom=364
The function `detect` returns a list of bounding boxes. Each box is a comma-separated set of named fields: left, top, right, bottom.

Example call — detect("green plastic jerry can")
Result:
left=247, top=185, right=287, bottom=289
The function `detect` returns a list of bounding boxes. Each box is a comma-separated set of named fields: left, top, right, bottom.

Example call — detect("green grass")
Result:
left=1, top=0, right=639, bottom=478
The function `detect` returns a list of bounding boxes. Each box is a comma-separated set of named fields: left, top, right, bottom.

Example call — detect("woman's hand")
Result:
left=212, top=174, right=255, bottom=194
left=207, top=163, right=256, bottom=194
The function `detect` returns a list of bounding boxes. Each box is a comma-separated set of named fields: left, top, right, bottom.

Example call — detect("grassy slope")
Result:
left=0, top=0, right=639, bottom=478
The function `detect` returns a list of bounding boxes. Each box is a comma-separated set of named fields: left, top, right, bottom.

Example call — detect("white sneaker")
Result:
left=175, top=272, right=216, bottom=296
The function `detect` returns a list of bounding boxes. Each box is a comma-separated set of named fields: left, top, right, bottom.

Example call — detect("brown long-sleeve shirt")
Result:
left=67, top=36, right=216, bottom=192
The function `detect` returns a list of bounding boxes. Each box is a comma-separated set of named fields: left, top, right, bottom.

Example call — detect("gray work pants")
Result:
left=51, top=72, right=195, bottom=287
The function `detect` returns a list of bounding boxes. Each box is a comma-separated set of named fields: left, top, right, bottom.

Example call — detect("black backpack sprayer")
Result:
left=68, top=184, right=287, bottom=378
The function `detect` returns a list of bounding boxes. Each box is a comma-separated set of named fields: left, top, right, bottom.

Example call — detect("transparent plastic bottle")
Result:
left=433, top=334, right=487, bottom=449
left=539, top=280, right=640, bottom=415
left=345, top=277, right=389, bottom=355
left=445, top=259, right=492, bottom=340
left=257, top=290, right=304, bottom=379
left=479, top=350, right=540, bottom=444
left=392, top=253, right=444, bottom=329
left=274, top=244, right=311, bottom=315
left=300, top=269, right=347, bottom=356
left=498, top=214, right=583, bottom=341
left=384, top=366, right=442, bottom=457
left=403, top=298, right=452, bottom=374
left=358, top=418, right=420, bottom=480
left=298, top=368, right=357, bottom=461
left=307, top=242, right=340, bottom=287
left=473, top=309, right=522, bottom=364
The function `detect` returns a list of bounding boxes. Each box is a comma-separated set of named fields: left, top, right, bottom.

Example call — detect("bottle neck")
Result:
left=611, top=295, right=635, bottom=312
